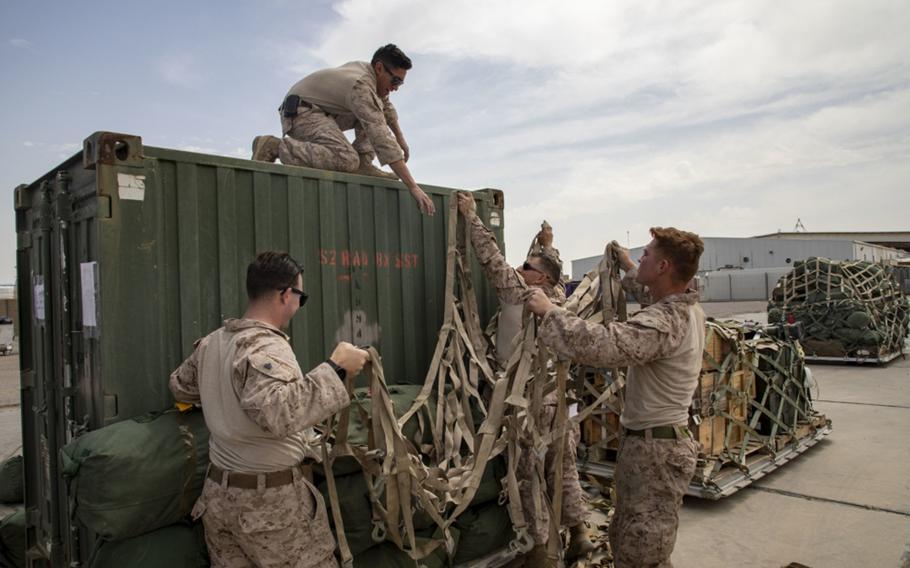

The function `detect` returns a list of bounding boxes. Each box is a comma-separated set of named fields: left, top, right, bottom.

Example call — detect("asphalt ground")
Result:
left=0, top=304, right=908, bottom=566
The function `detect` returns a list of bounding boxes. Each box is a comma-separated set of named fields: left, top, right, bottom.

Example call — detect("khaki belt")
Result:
left=207, top=462, right=313, bottom=489
left=625, top=425, right=690, bottom=440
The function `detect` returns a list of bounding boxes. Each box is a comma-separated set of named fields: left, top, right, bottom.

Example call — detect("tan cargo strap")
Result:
left=318, top=197, right=631, bottom=565
left=321, top=369, right=357, bottom=568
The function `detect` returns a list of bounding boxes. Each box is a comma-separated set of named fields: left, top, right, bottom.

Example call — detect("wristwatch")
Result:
left=327, top=359, right=347, bottom=380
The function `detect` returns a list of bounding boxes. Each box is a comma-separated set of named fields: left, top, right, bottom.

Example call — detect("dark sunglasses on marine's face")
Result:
left=522, top=261, right=541, bottom=274
left=283, top=287, right=309, bottom=307
left=382, top=62, right=404, bottom=86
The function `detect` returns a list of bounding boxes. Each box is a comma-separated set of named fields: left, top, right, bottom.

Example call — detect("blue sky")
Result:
left=2, top=0, right=909, bottom=285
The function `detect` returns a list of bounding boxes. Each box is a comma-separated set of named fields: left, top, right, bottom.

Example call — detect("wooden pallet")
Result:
left=804, top=346, right=904, bottom=365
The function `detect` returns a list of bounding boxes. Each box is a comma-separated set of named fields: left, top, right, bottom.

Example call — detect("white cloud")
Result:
left=9, top=38, right=32, bottom=49
left=178, top=145, right=220, bottom=155
left=302, top=0, right=909, bottom=264
left=500, top=85, right=909, bottom=258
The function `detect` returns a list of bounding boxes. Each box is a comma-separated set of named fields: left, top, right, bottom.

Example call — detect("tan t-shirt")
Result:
left=169, top=318, right=349, bottom=473
left=539, top=269, right=705, bottom=430
left=285, top=61, right=404, bottom=165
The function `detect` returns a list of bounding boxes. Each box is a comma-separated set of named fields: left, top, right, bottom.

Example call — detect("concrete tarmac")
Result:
left=0, top=353, right=21, bottom=520
left=672, top=303, right=910, bottom=568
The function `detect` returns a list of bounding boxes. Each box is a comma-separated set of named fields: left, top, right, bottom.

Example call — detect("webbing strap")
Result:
left=322, top=198, right=638, bottom=564
left=546, top=361, right=569, bottom=562
left=321, top=372, right=357, bottom=567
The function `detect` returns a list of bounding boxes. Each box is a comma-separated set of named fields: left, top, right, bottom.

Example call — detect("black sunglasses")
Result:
left=382, top=62, right=405, bottom=86
left=283, top=287, right=309, bottom=307
left=521, top=261, right=541, bottom=274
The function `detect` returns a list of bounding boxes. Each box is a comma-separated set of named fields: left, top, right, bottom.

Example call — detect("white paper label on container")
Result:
left=34, top=282, right=45, bottom=321
left=117, top=173, right=146, bottom=201
left=80, top=262, right=98, bottom=328
left=568, top=403, right=578, bottom=418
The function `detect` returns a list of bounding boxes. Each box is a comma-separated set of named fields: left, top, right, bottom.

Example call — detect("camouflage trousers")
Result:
left=609, top=434, right=698, bottom=568
left=192, top=470, right=339, bottom=568
left=517, top=403, right=588, bottom=545
left=278, top=108, right=375, bottom=172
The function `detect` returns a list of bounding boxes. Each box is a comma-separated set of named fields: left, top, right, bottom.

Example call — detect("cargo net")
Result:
left=689, top=321, right=830, bottom=481
left=575, top=273, right=832, bottom=487
left=768, top=257, right=909, bottom=360
left=321, top=201, right=612, bottom=566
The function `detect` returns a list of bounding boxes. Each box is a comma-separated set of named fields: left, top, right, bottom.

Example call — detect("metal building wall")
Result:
left=697, top=267, right=792, bottom=302
left=572, top=237, right=906, bottom=280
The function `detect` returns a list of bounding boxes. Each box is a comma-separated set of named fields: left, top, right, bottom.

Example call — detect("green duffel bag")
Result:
left=317, top=453, right=506, bottom=549
left=353, top=526, right=459, bottom=568
left=313, top=455, right=363, bottom=479
left=845, top=310, right=873, bottom=329
left=89, top=523, right=208, bottom=568
left=452, top=502, right=515, bottom=564
left=61, top=409, right=209, bottom=541
left=0, top=456, right=23, bottom=504
left=834, top=328, right=882, bottom=346
left=470, top=456, right=506, bottom=507
left=317, top=471, right=381, bottom=557
left=316, top=385, right=440, bottom=481
left=0, top=508, right=25, bottom=568
left=806, top=323, right=831, bottom=340
left=346, top=385, right=436, bottom=449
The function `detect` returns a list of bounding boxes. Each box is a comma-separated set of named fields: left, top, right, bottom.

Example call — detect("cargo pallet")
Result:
left=579, top=420, right=833, bottom=500
left=804, top=347, right=905, bottom=365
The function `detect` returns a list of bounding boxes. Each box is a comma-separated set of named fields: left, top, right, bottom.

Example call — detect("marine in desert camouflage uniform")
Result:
left=251, top=44, right=435, bottom=216
left=170, top=251, right=369, bottom=568
left=455, top=193, right=593, bottom=566
left=527, top=228, right=705, bottom=568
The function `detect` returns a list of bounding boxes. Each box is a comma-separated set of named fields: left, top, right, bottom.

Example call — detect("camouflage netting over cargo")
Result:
left=768, top=257, right=909, bottom=360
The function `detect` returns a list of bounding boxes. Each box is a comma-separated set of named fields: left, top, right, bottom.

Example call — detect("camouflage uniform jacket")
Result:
left=539, top=267, right=705, bottom=429
left=170, top=318, right=349, bottom=471
left=467, top=211, right=564, bottom=402
left=466, top=211, right=565, bottom=305
left=286, top=61, right=404, bottom=165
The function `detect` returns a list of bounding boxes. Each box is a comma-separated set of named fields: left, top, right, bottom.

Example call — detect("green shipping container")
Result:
left=14, top=132, right=505, bottom=567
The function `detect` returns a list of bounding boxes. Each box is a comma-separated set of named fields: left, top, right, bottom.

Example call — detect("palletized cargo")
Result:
left=14, top=132, right=505, bottom=566
left=768, top=257, right=909, bottom=363
left=569, top=250, right=832, bottom=499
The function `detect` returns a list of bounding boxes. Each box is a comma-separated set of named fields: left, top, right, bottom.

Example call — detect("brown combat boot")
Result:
left=355, top=154, right=398, bottom=179
left=251, top=135, right=280, bottom=162
left=524, top=544, right=558, bottom=568
left=565, top=523, right=595, bottom=561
